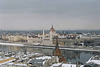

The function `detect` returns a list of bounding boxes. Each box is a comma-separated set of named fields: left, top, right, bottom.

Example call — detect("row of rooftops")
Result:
left=0, top=50, right=59, bottom=67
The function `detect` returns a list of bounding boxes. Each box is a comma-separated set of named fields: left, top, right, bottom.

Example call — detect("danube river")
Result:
left=0, top=45, right=100, bottom=64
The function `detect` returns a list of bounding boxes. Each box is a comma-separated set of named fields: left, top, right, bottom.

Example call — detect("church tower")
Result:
left=54, top=36, right=66, bottom=63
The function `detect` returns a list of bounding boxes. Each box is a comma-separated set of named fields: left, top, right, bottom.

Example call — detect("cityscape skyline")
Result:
left=0, top=0, right=100, bottom=30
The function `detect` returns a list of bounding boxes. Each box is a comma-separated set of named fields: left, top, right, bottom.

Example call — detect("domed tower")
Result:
left=49, top=25, right=56, bottom=41
left=50, top=25, right=55, bottom=33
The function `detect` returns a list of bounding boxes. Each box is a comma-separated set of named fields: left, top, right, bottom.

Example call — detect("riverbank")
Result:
left=0, top=42, right=100, bottom=52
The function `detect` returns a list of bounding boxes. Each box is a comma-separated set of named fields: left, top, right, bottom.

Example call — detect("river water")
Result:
left=0, top=45, right=100, bottom=64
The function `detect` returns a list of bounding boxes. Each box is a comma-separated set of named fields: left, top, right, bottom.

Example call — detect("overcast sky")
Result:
left=0, top=0, right=100, bottom=30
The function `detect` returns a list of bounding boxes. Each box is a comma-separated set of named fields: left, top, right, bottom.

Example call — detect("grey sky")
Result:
left=0, top=0, right=100, bottom=30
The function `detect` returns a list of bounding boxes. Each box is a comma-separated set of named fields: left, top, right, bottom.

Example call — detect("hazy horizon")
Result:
left=0, top=0, right=100, bottom=30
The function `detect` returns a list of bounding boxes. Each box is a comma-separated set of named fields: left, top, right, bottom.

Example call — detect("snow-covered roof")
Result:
left=7, top=63, right=14, bottom=65
left=61, top=64, right=76, bottom=67
left=36, top=56, right=51, bottom=60
left=51, top=63, right=77, bottom=67
left=7, top=63, right=27, bottom=66
left=87, top=60, right=100, bottom=65
left=51, top=63, right=62, bottom=67
left=15, top=63, right=27, bottom=66
left=0, top=58, right=15, bottom=65
left=86, top=55, right=100, bottom=65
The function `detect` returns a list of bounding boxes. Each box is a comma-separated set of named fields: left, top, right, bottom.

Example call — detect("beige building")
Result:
left=1, top=35, right=27, bottom=42
left=8, top=35, right=27, bottom=42
left=1, top=35, right=8, bottom=40
left=27, top=35, right=42, bottom=43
